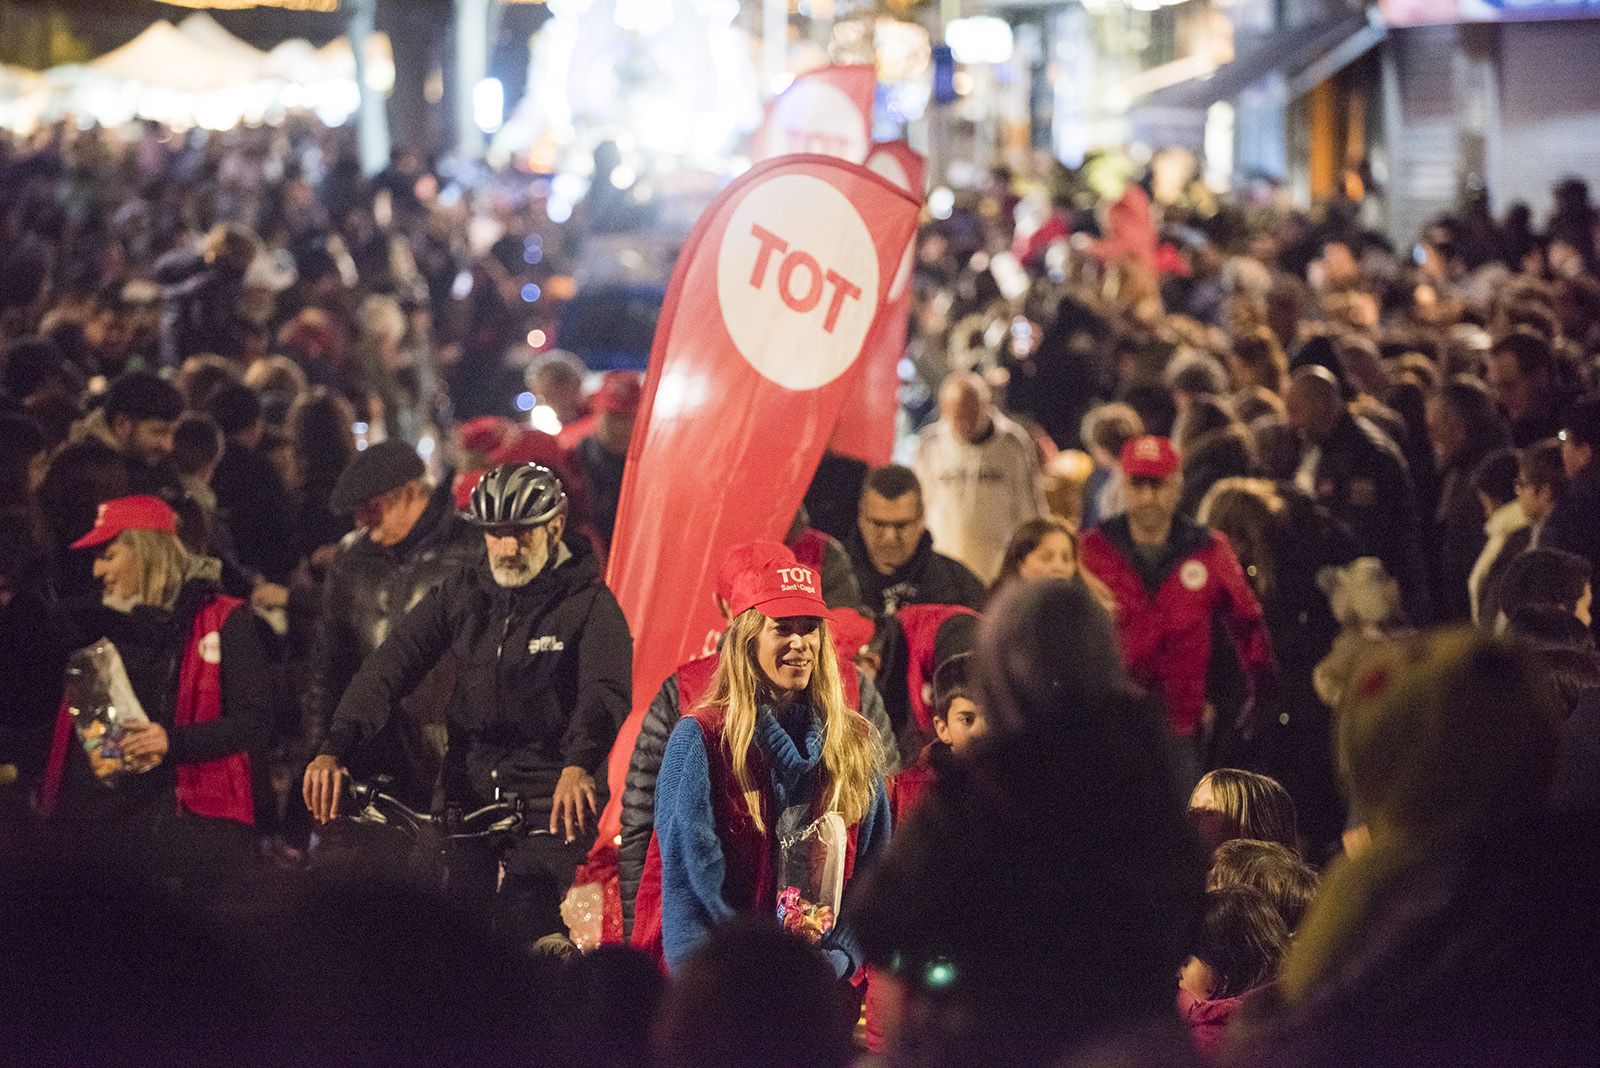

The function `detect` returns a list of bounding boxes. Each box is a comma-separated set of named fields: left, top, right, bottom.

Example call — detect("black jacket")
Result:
left=1540, top=461, right=1600, bottom=639
left=615, top=663, right=896, bottom=938
left=57, top=575, right=273, bottom=822
left=212, top=440, right=300, bottom=583
left=307, top=483, right=481, bottom=802
left=1307, top=413, right=1429, bottom=620
left=846, top=530, right=986, bottom=617
left=322, top=540, right=633, bottom=816
left=1432, top=437, right=1508, bottom=623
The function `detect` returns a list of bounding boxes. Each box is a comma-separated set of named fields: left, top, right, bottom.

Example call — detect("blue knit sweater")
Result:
left=655, top=701, right=891, bottom=974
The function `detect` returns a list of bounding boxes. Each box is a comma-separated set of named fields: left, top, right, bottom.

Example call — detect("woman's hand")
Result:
left=120, top=722, right=169, bottom=763
left=550, top=765, right=597, bottom=843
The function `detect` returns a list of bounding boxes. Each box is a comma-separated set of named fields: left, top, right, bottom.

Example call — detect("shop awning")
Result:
left=1135, top=10, right=1386, bottom=112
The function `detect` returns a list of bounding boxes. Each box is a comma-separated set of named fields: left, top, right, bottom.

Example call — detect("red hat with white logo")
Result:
left=71, top=495, right=178, bottom=550
left=729, top=557, right=828, bottom=620
left=1119, top=435, right=1180, bottom=480
left=716, top=540, right=797, bottom=605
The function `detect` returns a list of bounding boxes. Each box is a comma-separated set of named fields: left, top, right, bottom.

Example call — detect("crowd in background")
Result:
left=2, top=114, right=1600, bottom=1067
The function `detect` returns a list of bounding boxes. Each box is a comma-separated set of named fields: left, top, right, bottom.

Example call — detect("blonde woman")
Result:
left=649, top=557, right=889, bottom=976
left=40, top=496, right=270, bottom=879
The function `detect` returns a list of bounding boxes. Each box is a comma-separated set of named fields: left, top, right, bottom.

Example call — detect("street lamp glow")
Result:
left=473, top=77, right=504, bottom=133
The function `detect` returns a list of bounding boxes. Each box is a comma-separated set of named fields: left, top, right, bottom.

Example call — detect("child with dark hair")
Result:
left=1179, top=886, right=1290, bottom=1055
left=888, top=653, right=988, bottom=826
left=1206, top=838, right=1320, bottom=932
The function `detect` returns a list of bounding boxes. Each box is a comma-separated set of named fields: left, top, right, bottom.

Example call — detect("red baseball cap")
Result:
left=458, top=416, right=514, bottom=458
left=729, top=557, right=828, bottom=620
left=716, top=540, right=796, bottom=605
left=1120, top=435, right=1180, bottom=480
left=592, top=372, right=643, bottom=415
left=71, top=495, right=177, bottom=550
left=829, top=607, right=876, bottom=662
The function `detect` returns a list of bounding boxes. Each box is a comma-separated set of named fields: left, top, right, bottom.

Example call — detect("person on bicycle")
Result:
left=302, top=463, right=633, bottom=944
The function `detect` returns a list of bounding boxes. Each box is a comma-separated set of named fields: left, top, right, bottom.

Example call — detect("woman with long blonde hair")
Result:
left=650, top=555, right=889, bottom=976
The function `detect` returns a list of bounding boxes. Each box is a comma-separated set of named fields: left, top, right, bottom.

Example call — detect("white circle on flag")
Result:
left=866, top=150, right=915, bottom=301
left=716, top=173, right=881, bottom=391
left=199, top=631, right=222, bottom=665
left=763, top=81, right=870, bottom=163
left=1180, top=560, right=1209, bottom=591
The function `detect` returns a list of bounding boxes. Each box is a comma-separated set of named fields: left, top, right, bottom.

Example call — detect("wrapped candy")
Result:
left=63, top=639, right=158, bottom=785
left=775, top=811, right=846, bottom=944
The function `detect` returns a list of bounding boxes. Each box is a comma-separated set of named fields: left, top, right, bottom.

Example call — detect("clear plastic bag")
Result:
left=63, top=639, right=158, bottom=785
left=775, top=810, right=846, bottom=944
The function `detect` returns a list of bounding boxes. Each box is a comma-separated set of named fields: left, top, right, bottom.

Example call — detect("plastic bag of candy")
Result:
left=64, top=639, right=158, bottom=785
left=775, top=810, right=846, bottom=944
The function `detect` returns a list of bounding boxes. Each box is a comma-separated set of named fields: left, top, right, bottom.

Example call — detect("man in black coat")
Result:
left=303, top=442, right=482, bottom=807
left=1540, top=394, right=1600, bottom=638
left=304, top=463, right=632, bottom=945
left=1425, top=378, right=1511, bottom=622
left=846, top=464, right=986, bottom=617
left=1287, top=366, right=1430, bottom=620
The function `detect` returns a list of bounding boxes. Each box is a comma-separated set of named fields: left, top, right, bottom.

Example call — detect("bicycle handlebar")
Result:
left=344, top=778, right=544, bottom=840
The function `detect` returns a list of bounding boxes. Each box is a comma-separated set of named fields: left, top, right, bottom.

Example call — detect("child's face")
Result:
left=933, top=696, right=989, bottom=757
left=1179, top=955, right=1219, bottom=1001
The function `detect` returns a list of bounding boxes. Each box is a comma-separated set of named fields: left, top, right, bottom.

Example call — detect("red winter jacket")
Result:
left=1081, top=516, right=1275, bottom=737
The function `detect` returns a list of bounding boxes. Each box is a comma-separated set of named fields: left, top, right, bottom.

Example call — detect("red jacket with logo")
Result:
left=1081, top=516, right=1275, bottom=737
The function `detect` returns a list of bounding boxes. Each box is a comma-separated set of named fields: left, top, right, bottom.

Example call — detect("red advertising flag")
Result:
left=828, top=141, right=925, bottom=465
left=750, top=64, right=876, bottom=165
left=593, top=155, right=919, bottom=843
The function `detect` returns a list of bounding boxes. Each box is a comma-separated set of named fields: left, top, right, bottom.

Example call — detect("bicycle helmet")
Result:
left=464, top=463, right=568, bottom=527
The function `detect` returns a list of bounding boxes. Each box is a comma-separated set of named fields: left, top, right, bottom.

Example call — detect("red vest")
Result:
left=41, top=595, right=254, bottom=825
left=631, top=705, right=862, bottom=963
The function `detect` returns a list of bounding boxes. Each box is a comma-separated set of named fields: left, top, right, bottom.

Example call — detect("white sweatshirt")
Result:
left=913, top=411, right=1046, bottom=583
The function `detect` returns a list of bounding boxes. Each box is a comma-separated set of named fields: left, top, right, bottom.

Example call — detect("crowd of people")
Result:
left=2, top=114, right=1600, bottom=1067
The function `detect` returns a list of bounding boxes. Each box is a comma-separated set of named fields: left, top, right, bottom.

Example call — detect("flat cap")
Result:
left=330, top=440, right=425, bottom=515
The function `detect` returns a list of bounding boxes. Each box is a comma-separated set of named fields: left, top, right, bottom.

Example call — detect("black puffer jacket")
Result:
left=615, top=664, right=896, bottom=938
left=322, top=539, right=632, bottom=817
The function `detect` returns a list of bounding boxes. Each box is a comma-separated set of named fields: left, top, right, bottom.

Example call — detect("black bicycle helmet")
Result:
left=465, top=463, right=568, bottom=527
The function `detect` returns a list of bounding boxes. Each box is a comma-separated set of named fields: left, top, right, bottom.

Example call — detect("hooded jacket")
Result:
left=1082, top=515, right=1276, bottom=737
left=845, top=529, right=986, bottom=617
left=321, top=536, right=632, bottom=815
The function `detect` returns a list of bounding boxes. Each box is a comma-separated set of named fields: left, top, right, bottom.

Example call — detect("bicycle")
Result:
left=310, top=775, right=548, bottom=893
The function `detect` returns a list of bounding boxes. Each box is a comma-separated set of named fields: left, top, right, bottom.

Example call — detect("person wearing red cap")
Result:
left=574, top=371, right=642, bottom=553
left=619, top=542, right=897, bottom=942
left=643, top=555, right=890, bottom=976
left=1081, top=436, right=1277, bottom=782
left=39, top=495, right=271, bottom=881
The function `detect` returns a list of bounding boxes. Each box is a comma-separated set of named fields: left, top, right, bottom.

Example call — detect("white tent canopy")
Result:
left=175, top=13, right=271, bottom=72
left=88, top=20, right=249, bottom=93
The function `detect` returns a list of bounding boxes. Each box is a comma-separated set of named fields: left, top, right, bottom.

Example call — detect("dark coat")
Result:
left=1306, top=413, right=1429, bottom=620
left=1432, top=437, right=1509, bottom=623
left=1539, top=460, right=1600, bottom=639
left=322, top=539, right=633, bottom=817
left=211, top=440, right=299, bottom=582
left=307, top=483, right=482, bottom=803
left=845, top=529, right=986, bottom=617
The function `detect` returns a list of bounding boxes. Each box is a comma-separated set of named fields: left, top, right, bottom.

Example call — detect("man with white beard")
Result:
left=304, top=463, right=633, bottom=946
